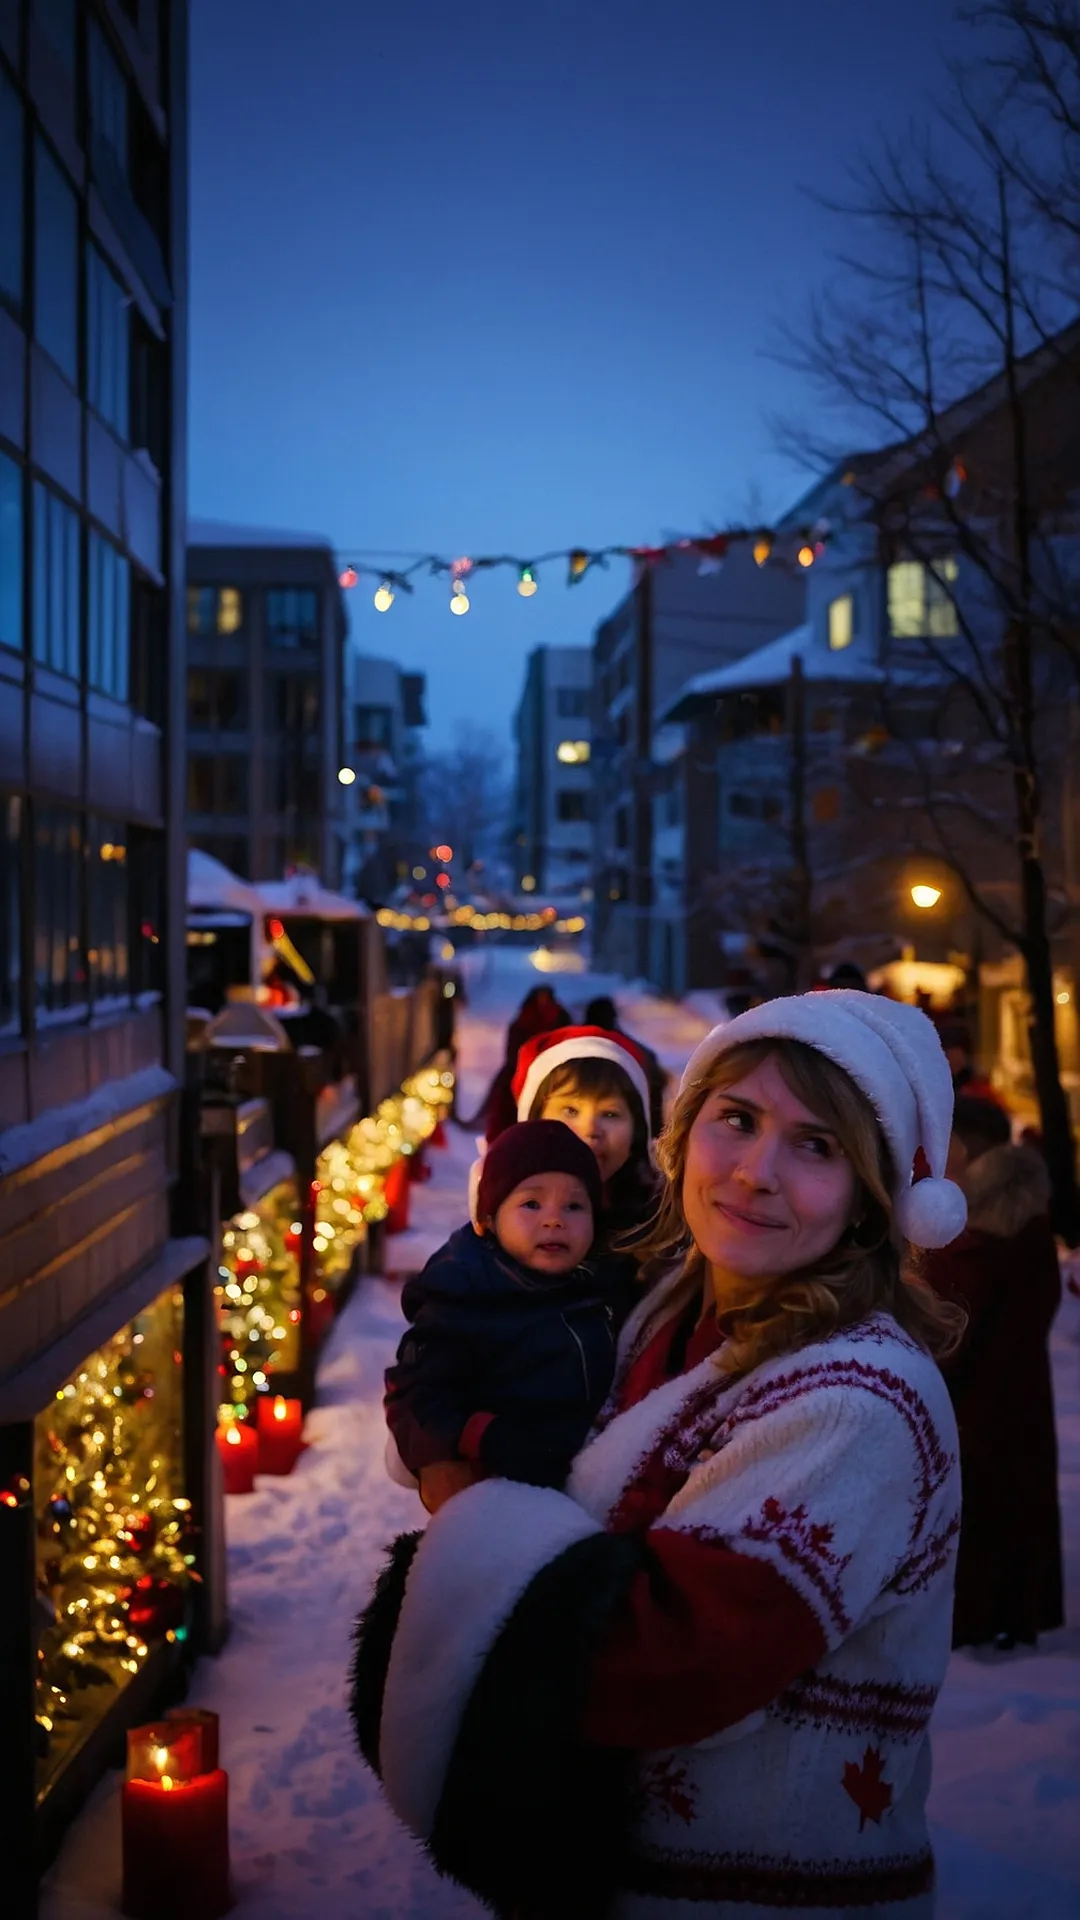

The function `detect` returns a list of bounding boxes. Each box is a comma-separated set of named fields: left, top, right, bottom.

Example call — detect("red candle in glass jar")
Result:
left=122, top=1772, right=231, bottom=1918
left=256, top=1394, right=303, bottom=1475
left=215, top=1421, right=258, bottom=1495
left=165, top=1707, right=220, bottom=1772
left=122, top=1722, right=230, bottom=1919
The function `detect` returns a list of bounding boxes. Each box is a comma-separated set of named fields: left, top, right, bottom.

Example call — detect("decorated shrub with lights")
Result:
left=34, top=1287, right=192, bottom=1791
left=215, top=1185, right=302, bottom=1418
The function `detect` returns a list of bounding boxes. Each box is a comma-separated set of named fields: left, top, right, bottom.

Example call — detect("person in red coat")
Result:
left=923, top=1096, right=1064, bottom=1650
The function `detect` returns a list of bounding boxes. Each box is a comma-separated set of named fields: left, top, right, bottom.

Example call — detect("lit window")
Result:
left=827, top=593, right=853, bottom=651
left=217, top=588, right=243, bottom=635
left=887, top=558, right=958, bottom=639
left=556, top=740, right=591, bottom=765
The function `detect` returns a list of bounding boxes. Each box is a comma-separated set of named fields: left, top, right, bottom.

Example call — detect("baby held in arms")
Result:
left=384, top=1121, right=625, bottom=1512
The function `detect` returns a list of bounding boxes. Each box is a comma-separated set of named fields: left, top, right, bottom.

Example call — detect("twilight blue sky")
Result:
left=188, top=0, right=980, bottom=750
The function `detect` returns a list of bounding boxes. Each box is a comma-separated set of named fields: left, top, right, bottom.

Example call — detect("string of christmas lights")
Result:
left=215, top=1067, right=455, bottom=1429
left=335, top=524, right=830, bottom=613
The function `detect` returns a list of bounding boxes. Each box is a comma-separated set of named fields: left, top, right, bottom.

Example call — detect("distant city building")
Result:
left=185, top=524, right=349, bottom=883
left=592, top=547, right=806, bottom=977
left=342, top=650, right=428, bottom=900
left=511, top=645, right=593, bottom=900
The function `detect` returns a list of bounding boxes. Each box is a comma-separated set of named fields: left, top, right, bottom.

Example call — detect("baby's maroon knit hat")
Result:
left=476, top=1119, right=602, bottom=1225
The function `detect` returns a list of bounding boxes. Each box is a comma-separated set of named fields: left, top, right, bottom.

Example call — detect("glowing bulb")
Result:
left=374, top=581, right=395, bottom=612
left=910, top=884, right=942, bottom=910
left=338, top=766, right=357, bottom=785
left=797, top=544, right=815, bottom=568
left=152, top=1746, right=170, bottom=1773
left=450, top=588, right=470, bottom=616
left=1056, top=990, right=1071, bottom=1005
left=753, top=536, right=772, bottom=567
left=338, top=566, right=358, bottom=590
left=517, top=565, right=538, bottom=598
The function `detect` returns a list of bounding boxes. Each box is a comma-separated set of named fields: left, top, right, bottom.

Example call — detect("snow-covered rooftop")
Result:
left=187, top=518, right=335, bottom=552
left=671, top=623, right=888, bottom=708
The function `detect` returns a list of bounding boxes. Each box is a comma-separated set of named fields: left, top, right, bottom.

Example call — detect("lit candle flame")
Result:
left=152, top=1745, right=170, bottom=1773
left=226, top=1427, right=242, bottom=1447
left=273, top=1397, right=287, bottom=1422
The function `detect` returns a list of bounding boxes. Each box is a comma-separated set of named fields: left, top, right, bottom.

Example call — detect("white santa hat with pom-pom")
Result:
left=678, top=989, right=968, bottom=1249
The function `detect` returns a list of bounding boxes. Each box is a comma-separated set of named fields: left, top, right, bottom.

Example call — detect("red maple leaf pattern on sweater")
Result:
left=842, top=1746, right=894, bottom=1829
left=641, top=1755, right=699, bottom=1825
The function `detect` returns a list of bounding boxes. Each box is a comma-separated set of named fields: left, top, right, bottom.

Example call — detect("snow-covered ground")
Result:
left=40, top=950, right=1080, bottom=1918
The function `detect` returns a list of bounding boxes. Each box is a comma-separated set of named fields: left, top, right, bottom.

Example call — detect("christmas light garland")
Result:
left=335, top=525, right=829, bottom=611
left=35, top=1290, right=194, bottom=1782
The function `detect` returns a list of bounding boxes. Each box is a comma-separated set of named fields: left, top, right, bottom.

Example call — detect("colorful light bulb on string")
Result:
left=450, top=584, right=470, bottom=616
left=373, top=581, right=395, bottom=612
left=752, top=536, right=772, bottom=568
left=517, top=565, right=538, bottom=598
left=797, top=544, right=815, bottom=568
left=338, top=566, right=358, bottom=590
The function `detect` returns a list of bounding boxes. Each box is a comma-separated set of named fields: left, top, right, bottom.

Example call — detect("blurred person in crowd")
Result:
left=923, top=1096, right=1064, bottom=1650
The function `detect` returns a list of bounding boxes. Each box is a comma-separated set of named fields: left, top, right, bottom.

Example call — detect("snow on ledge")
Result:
left=0, top=1065, right=178, bottom=1180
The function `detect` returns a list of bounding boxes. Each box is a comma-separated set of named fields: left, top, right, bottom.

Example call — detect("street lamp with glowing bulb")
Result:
left=910, top=884, right=942, bottom=909
left=337, top=767, right=357, bottom=786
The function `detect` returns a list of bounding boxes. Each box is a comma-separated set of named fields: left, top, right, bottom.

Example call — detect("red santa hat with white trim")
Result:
left=678, top=989, right=968, bottom=1249
left=466, top=1025, right=653, bottom=1225
left=512, top=1026, right=653, bottom=1135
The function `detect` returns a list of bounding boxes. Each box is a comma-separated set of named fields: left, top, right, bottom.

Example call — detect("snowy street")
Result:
left=41, top=953, right=1080, bottom=1919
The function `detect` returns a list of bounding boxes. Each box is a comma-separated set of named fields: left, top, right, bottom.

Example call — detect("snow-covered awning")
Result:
left=187, top=849, right=265, bottom=918
left=257, top=876, right=369, bottom=921
left=662, top=624, right=889, bottom=721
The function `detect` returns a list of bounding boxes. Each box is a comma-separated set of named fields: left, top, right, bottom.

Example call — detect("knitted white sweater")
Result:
left=378, top=1304, right=960, bottom=1918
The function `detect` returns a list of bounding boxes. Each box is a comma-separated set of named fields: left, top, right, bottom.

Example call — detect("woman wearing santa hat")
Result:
left=355, top=991, right=967, bottom=1919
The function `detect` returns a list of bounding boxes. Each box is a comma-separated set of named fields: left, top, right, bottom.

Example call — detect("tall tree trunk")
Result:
left=1020, top=877, right=1080, bottom=1241
left=787, top=656, right=814, bottom=990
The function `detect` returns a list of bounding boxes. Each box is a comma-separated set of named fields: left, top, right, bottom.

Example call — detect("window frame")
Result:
left=887, top=556, right=959, bottom=640
left=32, top=803, right=87, bottom=1026
left=0, top=63, right=24, bottom=314
left=266, top=586, right=320, bottom=650
left=0, top=449, right=24, bottom=656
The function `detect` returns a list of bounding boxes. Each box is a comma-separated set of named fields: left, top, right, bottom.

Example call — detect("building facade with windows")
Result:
left=592, top=546, right=806, bottom=978
left=511, top=645, right=593, bottom=901
left=185, top=524, right=349, bottom=885
left=340, top=649, right=428, bottom=900
left=0, top=4, right=208, bottom=1894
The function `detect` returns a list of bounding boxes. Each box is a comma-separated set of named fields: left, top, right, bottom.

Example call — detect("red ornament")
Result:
left=127, top=1576, right=186, bottom=1637
left=118, top=1510, right=155, bottom=1556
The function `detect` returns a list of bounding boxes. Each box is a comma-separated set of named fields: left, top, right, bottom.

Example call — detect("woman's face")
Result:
left=539, top=1084, right=635, bottom=1183
left=683, top=1054, right=858, bottom=1285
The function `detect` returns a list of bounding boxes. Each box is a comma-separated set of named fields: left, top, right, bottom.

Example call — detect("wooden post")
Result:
left=787, top=654, right=813, bottom=990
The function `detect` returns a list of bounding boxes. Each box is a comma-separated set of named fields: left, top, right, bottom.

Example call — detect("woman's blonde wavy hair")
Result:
left=634, top=1036, right=965, bottom=1379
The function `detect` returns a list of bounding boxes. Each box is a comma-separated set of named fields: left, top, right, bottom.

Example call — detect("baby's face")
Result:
left=494, top=1171, right=594, bottom=1275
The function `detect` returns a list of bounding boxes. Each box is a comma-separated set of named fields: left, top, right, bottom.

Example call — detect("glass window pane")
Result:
left=0, top=68, right=23, bottom=307
left=827, top=593, right=853, bottom=651
left=927, top=557, right=959, bottom=637
left=33, top=483, right=82, bottom=677
left=89, top=533, right=130, bottom=699
left=34, top=806, right=86, bottom=1021
left=89, top=20, right=129, bottom=170
left=33, top=141, right=78, bottom=384
left=0, top=794, right=22, bottom=1037
left=87, top=245, right=130, bottom=438
left=186, top=586, right=216, bottom=635
left=88, top=821, right=129, bottom=1004
left=887, top=561, right=926, bottom=639
left=266, top=588, right=318, bottom=647
left=217, top=587, right=242, bottom=635
left=33, top=0, right=76, bottom=66
left=0, top=451, right=23, bottom=653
